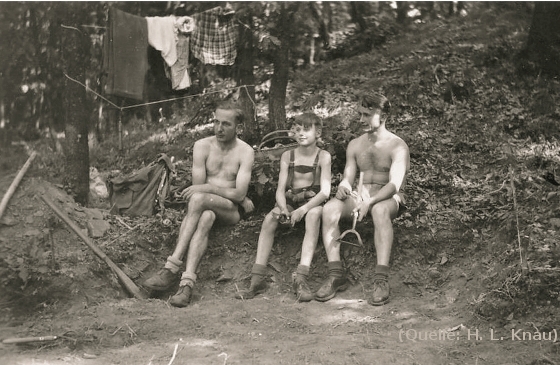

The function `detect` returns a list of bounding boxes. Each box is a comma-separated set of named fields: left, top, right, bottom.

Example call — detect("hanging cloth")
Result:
left=146, top=16, right=178, bottom=66
left=103, top=8, right=148, bottom=101
left=168, top=34, right=191, bottom=90
left=147, top=16, right=192, bottom=90
left=191, top=7, right=237, bottom=66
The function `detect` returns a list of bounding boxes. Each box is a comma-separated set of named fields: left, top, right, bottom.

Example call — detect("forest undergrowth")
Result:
left=3, top=5, right=559, bottom=330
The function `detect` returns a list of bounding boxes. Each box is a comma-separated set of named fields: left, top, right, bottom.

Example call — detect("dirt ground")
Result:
left=0, top=146, right=558, bottom=365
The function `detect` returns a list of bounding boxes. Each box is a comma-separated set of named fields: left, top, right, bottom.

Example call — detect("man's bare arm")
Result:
left=230, top=146, right=255, bottom=203
left=336, top=139, right=359, bottom=199
left=367, top=141, right=409, bottom=206
left=191, top=139, right=208, bottom=185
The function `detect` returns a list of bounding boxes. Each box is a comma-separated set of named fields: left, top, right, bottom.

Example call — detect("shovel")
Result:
left=336, top=172, right=364, bottom=248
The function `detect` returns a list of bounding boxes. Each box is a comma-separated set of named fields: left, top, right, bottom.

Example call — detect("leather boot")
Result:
left=293, top=276, right=314, bottom=302
left=315, top=275, right=349, bottom=302
left=169, top=285, right=193, bottom=307
left=143, top=268, right=177, bottom=291
left=235, top=275, right=267, bottom=299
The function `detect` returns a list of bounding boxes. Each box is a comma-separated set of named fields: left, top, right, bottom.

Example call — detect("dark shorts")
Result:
left=238, top=203, right=248, bottom=220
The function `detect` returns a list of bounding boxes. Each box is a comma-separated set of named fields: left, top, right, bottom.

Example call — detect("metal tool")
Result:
left=336, top=172, right=364, bottom=248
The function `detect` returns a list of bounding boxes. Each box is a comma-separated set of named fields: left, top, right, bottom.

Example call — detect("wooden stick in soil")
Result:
left=509, top=167, right=529, bottom=274
left=0, top=151, right=37, bottom=221
left=40, top=195, right=148, bottom=299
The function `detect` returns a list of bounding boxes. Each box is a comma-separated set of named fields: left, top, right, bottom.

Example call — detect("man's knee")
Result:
left=188, top=192, right=208, bottom=210
left=198, top=210, right=216, bottom=229
left=370, top=201, right=396, bottom=223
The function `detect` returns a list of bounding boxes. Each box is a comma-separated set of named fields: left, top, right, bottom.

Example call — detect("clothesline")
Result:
left=63, top=73, right=256, bottom=112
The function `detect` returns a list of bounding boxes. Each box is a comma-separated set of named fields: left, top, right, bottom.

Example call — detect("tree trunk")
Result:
left=61, top=4, right=90, bottom=205
left=350, top=2, right=367, bottom=32
left=269, top=4, right=292, bottom=130
left=526, top=2, right=560, bottom=75
left=396, top=1, right=408, bottom=23
left=235, top=9, right=257, bottom=145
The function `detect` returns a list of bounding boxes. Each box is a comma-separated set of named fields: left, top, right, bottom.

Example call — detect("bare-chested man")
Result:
left=316, top=93, right=409, bottom=306
left=143, top=100, right=255, bottom=307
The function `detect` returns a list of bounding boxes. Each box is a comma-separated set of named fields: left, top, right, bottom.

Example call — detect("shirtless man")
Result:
left=316, top=93, right=409, bottom=306
left=143, top=100, right=255, bottom=307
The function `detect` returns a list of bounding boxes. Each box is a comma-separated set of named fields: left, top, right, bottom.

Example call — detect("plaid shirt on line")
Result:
left=192, top=7, right=238, bottom=66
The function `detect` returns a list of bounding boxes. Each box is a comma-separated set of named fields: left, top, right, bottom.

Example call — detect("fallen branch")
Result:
left=40, top=194, right=148, bottom=299
left=0, top=151, right=37, bottom=221
left=168, top=343, right=179, bottom=365
left=509, top=167, right=529, bottom=274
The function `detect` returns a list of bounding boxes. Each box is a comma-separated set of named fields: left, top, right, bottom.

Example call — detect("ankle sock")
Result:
left=296, top=264, right=310, bottom=277
left=327, top=261, right=344, bottom=278
left=250, top=264, right=267, bottom=286
left=180, top=272, right=197, bottom=288
left=251, top=263, right=268, bottom=276
left=164, top=256, right=183, bottom=274
left=374, top=264, right=389, bottom=280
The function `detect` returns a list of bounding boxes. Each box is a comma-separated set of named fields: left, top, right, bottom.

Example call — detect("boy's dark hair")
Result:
left=215, top=99, right=244, bottom=125
left=293, top=112, right=323, bottom=129
left=360, top=93, right=391, bottom=113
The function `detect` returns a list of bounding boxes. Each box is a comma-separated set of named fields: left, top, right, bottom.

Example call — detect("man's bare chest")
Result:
left=206, top=153, right=240, bottom=178
left=355, top=144, right=392, bottom=172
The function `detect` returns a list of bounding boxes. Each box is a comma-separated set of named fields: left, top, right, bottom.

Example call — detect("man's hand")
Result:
left=355, top=200, right=371, bottom=221
left=179, top=185, right=206, bottom=201
left=355, top=189, right=371, bottom=221
left=335, top=184, right=352, bottom=200
left=240, top=196, right=254, bottom=214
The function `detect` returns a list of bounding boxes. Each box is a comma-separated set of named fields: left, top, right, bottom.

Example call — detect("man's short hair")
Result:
left=293, top=112, right=323, bottom=129
left=360, top=93, right=391, bottom=113
left=216, top=99, right=244, bottom=125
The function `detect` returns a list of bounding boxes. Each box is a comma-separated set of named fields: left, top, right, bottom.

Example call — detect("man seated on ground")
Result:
left=316, top=92, right=409, bottom=306
left=143, top=100, right=255, bottom=307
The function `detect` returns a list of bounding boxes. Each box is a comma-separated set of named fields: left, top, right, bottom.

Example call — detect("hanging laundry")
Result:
left=191, top=7, right=238, bottom=66
left=146, top=16, right=178, bottom=67
left=167, top=35, right=191, bottom=90
left=147, top=16, right=193, bottom=90
left=103, top=8, right=148, bottom=101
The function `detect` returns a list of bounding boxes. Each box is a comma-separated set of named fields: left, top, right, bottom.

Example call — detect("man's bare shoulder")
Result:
left=387, top=132, right=409, bottom=151
left=347, top=134, right=368, bottom=150
left=194, top=136, right=214, bottom=149
left=235, top=138, right=255, bottom=157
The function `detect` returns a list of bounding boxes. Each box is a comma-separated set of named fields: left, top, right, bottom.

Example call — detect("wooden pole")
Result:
left=0, top=151, right=37, bottom=221
left=40, top=195, right=148, bottom=299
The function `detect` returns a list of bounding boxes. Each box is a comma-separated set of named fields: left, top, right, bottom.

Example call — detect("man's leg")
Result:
left=368, top=198, right=399, bottom=306
left=235, top=210, right=279, bottom=300
left=315, top=199, right=354, bottom=302
left=144, top=192, right=239, bottom=293
left=293, top=206, right=322, bottom=302
left=172, top=192, right=240, bottom=262
left=170, top=209, right=216, bottom=307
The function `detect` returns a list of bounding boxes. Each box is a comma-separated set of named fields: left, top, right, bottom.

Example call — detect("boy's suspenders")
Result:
left=286, top=149, right=321, bottom=192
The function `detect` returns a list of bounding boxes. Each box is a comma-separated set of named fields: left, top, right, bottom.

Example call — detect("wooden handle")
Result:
left=0, top=151, right=37, bottom=221
left=40, top=195, right=147, bottom=299
left=3, top=335, right=58, bottom=344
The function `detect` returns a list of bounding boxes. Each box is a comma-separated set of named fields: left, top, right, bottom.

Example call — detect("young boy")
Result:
left=235, top=113, right=332, bottom=302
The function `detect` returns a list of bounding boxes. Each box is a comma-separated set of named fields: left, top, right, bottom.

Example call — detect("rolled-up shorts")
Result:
left=362, top=183, right=407, bottom=217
